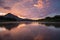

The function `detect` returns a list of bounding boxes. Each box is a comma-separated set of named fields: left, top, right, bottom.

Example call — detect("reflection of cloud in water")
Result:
left=0, top=27, right=6, bottom=31
left=0, top=22, right=60, bottom=40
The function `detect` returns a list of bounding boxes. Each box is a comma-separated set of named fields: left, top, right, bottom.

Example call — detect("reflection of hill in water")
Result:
left=0, top=22, right=32, bottom=30
left=0, top=22, right=20, bottom=30
left=0, top=22, right=60, bottom=30
left=41, top=23, right=60, bottom=28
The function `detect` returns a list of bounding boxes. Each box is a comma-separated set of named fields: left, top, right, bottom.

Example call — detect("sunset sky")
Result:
left=0, top=0, right=60, bottom=19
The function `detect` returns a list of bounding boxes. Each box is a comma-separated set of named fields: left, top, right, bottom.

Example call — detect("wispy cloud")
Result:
left=0, top=0, right=60, bottom=18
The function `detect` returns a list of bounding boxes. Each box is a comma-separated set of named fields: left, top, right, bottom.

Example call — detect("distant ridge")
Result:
left=38, top=15, right=60, bottom=22
left=5, top=13, right=23, bottom=21
left=0, top=13, right=34, bottom=22
left=0, top=13, right=24, bottom=21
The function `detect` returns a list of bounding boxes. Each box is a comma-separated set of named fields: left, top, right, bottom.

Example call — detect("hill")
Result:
left=0, top=13, right=34, bottom=22
left=38, top=15, right=60, bottom=22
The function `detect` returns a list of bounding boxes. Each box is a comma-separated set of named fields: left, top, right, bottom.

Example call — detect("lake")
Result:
left=0, top=22, right=60, bottom=40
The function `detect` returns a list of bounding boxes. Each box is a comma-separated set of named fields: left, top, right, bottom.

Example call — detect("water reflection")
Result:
left=0, top=22, right=20, bottom=30
left=0, top=22, right=60, bottom=40
left=0, top=22, right=45, bottom=30
left=41, top=22, right=60, bottom=28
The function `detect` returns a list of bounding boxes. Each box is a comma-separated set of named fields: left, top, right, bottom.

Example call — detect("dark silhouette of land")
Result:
left=0, top=13, right=60, bottom=30
left=0, top=13, right=35, bottom=22
left=0, top=13, right=60, bottom=22
left=38, top=15, right=60, bottom=22
left=0, top=13, right=37, bottom=30
left=38, top=15, right=60, bottom=28
left=0, top=13, right=23, bottom=21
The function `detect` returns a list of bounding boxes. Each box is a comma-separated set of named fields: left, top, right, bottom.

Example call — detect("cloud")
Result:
left=0, top=0, right=60, bottom=18
left=33, top=0, right=50, bottom=8
left=3, top=7, right=11, bottom=10
left=0, top=0, right=4, bottom=7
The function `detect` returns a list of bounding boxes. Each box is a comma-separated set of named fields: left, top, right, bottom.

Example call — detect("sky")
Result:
left=0, top=0, right=60, bottom=19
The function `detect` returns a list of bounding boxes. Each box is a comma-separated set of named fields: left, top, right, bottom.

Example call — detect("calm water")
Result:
left=0, top=22, right=60, bottom=40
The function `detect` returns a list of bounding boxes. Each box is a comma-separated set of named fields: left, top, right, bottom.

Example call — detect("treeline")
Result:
left=38, top=15, right=60, bottom=22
